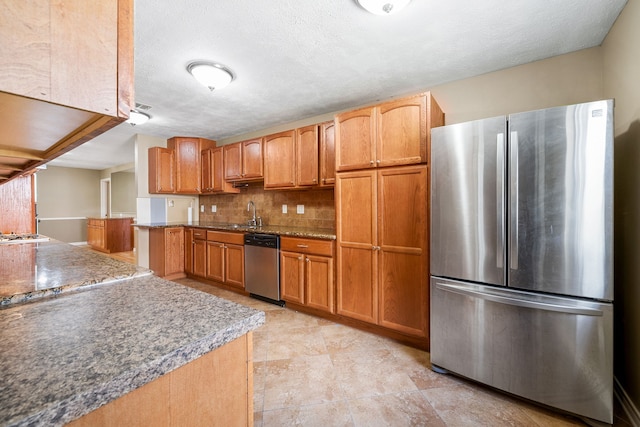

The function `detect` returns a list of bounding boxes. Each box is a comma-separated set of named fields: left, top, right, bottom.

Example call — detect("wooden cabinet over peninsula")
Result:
left=87, top=217, right=133, bottom=254
left=0, top=0, right=134, bottom=183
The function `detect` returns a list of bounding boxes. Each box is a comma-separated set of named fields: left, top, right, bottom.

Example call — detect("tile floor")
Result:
left=175, top=278, right=631, bottom=427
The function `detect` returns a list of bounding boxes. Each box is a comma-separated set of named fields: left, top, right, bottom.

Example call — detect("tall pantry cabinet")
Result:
left=335, top=92, right=443, bottom=345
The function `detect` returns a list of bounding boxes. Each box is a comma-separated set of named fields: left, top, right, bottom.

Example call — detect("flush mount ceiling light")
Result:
left=355, top=0, right=411, bottom=15
left=126, top=110, right=150, bottom=126
left=187, top=61, right=235, bottom=91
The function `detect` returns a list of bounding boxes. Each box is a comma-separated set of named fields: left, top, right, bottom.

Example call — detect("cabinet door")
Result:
left=281, top=251, right=304, bottom=304
left=193, top=239, right=207, bottom=278
left=211, top=146, right=225, bottom=192
left=201, top=149, right=212, bottom=193
left=335, top=107, right=376, bottom=171
left=241, top=138, right=263, bottom=179
left=336, top=170, right=378, bottom=323
left=164, top=228, right=185, bottom=276
left=320, top=121, right=335, bottom=186
left=225, top=243, right=244, bottom=289
left=148, top=147, right=175, bottom=194
left=296, top=125, right=319, bottom=187
left=377, top=95, right=426, bottom=167
left=206, top=241, right=225, bottom=282
left=306, top=255, right=334, bottom=313
left=172, top=137, right=201, bottom=193
left=224, top=143, right=242, bottom=181
left=184, top=229, right=194, bottom=274
left=263, top=130, right=296, bottom=188
left=377, top=165, right=428, bottom=338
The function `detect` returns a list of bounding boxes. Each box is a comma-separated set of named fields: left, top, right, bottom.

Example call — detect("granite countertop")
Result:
left=0, top=239, right=151, bottom=306
left=0, top=274, right=265, bottom=427
left=134, top=221, right=337, bottom=240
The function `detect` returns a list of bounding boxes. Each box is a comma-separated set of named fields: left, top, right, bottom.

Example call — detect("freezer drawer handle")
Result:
left=435, top=282, right=603, bottom=317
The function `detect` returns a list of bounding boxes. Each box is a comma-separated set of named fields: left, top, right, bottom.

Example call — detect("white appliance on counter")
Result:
left=430, top=99, right=614, bottom=425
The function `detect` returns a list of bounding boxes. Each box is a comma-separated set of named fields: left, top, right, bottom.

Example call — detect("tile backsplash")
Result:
left=199, top=184, right=335, bottom=230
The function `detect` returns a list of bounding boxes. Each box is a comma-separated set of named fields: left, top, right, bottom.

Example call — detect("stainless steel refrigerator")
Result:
left=430, top=99, right=614, bottom=425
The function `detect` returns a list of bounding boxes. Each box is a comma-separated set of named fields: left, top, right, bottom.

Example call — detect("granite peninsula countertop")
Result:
left=0, top=239, right=151, bottom=306
left=0, top=274, right=265, bottom=427
left=133, top=221, right=337, bottom=240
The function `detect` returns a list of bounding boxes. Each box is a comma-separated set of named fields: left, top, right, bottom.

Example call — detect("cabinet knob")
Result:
left=370, top=160, right=374, bottom=166
left=306, top=258, right=310, bottom=263
left=376, top=160, right=380, bottom=164
left=298, top=256, right=303, bottom=260
left=312, top=178, right=316, bottom=183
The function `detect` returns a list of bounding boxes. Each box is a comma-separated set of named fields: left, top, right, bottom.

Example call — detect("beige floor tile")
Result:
left=348, top=391, right=445, bottom=427
left=331, top=349, right=418, bottom=399
left=321, top=323, right=392, bottom=354
left=263, top=355, right=345, bottom=411
left=267, top=326, right=328, bottom=360
left=253, top=330, right=269, bottom=362
left=263, top=309, right=321, bottom=331
left=254, top=361, right=267, bottom=413
left=253, top=410, right=263, bottom=427
left=422, top=384, right=540, bottom=426
left=519, top=403, right=587, bottom=426
left=262, top=401, right=354, bottom=427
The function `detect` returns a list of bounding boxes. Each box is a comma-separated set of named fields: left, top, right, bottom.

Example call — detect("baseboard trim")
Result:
left=615, top=376, right=640, bottom=427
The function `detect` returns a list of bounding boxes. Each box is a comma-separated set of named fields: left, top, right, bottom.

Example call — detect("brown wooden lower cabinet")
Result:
left=67, top=332, right=253, bottom=427
left=185, top=228, right=244, bottom=289
left=280, top=237, right=334, bottom=314
left=87, top=218, right=133, bottom=253
left=149, top=227, right=185, bottom=280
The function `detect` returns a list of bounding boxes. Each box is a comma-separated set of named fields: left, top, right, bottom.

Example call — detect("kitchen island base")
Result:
left=68, top=332, right=253, bottom=427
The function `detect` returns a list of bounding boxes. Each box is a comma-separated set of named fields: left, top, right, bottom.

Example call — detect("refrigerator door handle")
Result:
left=509, top=131, right=519, bottom=270
left=496, top=133, right=505, bottom=269
left=435, top=282, right=604, bottom=317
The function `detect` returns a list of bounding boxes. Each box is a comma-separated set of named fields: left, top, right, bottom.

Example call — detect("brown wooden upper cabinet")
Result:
left=148, top=147, right=175, bottom=194
left=263, top=123, right=334, bottom=190
left=168, top=137, right=216, bottom=194
left=263, top=130, right=297, bottom=189
left=201, top=146, right=239, bottom=194
left=224, top=138, right=263, bottom=182
left=335, top=92, right=444, bottom=171
left=319, top=121, right=336, bottom=187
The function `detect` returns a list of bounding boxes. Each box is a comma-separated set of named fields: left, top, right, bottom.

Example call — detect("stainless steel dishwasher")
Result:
left=244, top=233, right=284, bottom=306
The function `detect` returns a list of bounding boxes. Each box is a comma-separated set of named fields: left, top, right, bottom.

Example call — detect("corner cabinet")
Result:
left=280, top=237, right=335, bottom=313
left=335, top=92, right=444, bottom=171
left=167, top=137, right=216, bottom=194
left=149, top=227, right=185, bottom=280
left=336, top=165, right=429, bottom=340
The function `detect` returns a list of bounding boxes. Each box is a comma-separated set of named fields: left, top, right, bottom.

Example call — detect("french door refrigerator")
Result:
left=430, top=99, right=614, bottom=425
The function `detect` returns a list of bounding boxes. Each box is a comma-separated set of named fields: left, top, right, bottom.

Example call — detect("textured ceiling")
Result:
left=49, top=0, right=627, bottom=169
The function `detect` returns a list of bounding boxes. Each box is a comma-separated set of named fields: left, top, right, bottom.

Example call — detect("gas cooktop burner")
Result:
left=0, top=233, right=50, bottom=244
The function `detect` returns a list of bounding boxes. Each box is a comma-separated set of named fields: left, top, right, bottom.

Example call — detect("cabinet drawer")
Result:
left=192, top=229, right=206, bottom=240
left=281, top=237, right=334, bottom=256
left=207, top=230, right=244, bottom=245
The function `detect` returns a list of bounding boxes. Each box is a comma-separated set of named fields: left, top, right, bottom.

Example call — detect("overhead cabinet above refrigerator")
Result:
left=429, top=99, right=614, bottom=425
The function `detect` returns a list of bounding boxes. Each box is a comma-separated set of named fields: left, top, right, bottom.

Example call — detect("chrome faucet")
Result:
left=247, top=200, right=257, bottom=227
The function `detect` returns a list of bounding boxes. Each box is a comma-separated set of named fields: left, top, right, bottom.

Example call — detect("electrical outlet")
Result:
left=211, top=205, right=217, bottom=213
left=168, top=200, right=174, bottom=207
left=297, top=204, right=304, bottom=214
left=200, top=204, right=205, bottom=213
left=282, top=204, right=287, bottom=214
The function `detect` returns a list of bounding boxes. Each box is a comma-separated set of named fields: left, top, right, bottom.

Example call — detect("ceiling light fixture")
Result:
left=126, top=110, right=150, bottom=126
left=355, top=0, right=411, bottom=15
left=187, top=61, right=235, bottom=91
